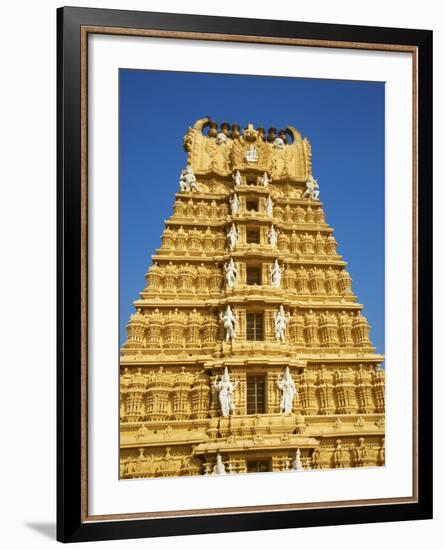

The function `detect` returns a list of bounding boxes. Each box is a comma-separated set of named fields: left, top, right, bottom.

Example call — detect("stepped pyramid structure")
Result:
left=120, top=117, right=385, bottom=479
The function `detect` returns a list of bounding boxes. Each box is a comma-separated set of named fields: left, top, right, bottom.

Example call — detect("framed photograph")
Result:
left=57, top=6, right=433, bottom=543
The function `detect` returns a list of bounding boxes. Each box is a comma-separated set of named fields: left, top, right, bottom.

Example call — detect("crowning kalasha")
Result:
left=120, top=118, right=385, bottom=478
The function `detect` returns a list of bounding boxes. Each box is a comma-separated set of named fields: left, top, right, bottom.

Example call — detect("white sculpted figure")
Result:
left=273, top=137, right=285, bottom=150
left=265, top=195, right=273, bottom=216
left=229, top=193, right=241, bottom=216
left=219, top=305, right=238, bottom=342
left=227, top=223, right=238, bottom=251
left=274, top=304, right=289, bottom=342
left=277, top=366, right=297, bottom=414
left=245, top=144, right=258, bottom=163
left=224, top=258, right=238, bottom=289
left=232, top=170, right=242, bottom=187
left=267, top=224, right=280, bottom=248
left=269, top=259, right=284, bottom=288
left=216, top=132, right=227, bottom=145
left=212, top=453, right=227, bottom=474
left=213, top=367, right=238, bottom=416
left=179, top=165, right=199, bottom=192
left=303, top=175, right=320, bottom=200
left=179, top=165, right=198, bottom=192
left=291, top=448, right=304, bottom=471
left=259, top=172, right=271, bottom=187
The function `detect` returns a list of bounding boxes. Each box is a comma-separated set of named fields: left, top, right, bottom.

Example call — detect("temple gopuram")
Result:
left=119, top=117, right=385, bottom=478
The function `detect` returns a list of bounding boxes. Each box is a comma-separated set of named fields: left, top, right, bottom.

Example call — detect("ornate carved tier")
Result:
left=183, top=118, right=311, bottom=182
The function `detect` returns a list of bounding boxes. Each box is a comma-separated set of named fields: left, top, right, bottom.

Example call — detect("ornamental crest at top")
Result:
left=183, top=117, right=312, bottom=181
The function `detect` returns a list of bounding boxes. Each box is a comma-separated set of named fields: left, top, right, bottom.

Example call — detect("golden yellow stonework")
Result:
left=120, top=118, right=385, bottom=478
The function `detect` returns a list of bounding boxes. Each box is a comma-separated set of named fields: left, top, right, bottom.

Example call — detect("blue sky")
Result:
left=119, top=69, right=385, bottom=356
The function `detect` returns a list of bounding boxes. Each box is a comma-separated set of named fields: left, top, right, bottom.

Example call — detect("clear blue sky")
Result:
left=119, top=69, right=385, bottom=357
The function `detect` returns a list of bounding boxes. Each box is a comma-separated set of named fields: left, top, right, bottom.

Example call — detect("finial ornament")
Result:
left=219, top=306, right=238, bottom=342
left=303, top=174, right=320, bottom=200
left=212, top=367, right=238, bottom=416
left=179, top=165, right=198, bottom=192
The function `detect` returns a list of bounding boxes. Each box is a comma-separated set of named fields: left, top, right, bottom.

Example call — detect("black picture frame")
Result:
left=57, top=6, right=433, bottom=543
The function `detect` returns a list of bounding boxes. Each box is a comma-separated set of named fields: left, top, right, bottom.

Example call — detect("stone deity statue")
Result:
left=227, top=223, right=238, bottom=251
left=219, top=305, right=238, bottom=342
left=267, top=224, right=279, bottom=248
left=302, top=174, right=320, bottom=200
left=269, top=259, right=284, bottom=288
left=265, top=195, right=273, bottom=216
left=274, top=304, right=289, bottom=342
left=212, top=453, right=227, bottom=474
left=232, top=170, right=242, bottom=187
left=212, top=367, right=238, bottom=416
left=216, top=132, right=227, bottom=145
left=179, top=165, right=198, bottom=192
left=223, top=258, right=238, bottom=289
left=245, top=144, right=258, bottom=163
left=334, top=439, right=346, bottom=468
left=273, top=137, right=285, bottom=149
left=259, top=172, right=271, bottom=187
left=229, top=193, right=240, bottom=216
left=136, top=424, right=149, bottom=439
left=291, top=448, right=304, bottom=471
left=277, top=366, right=297, bottom=414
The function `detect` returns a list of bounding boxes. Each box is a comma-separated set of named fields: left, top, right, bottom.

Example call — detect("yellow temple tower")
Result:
left=120, top=117, right=385, bottom=478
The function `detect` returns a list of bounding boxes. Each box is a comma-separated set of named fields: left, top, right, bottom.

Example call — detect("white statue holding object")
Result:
left=265, top=195, right=273, bottom=216
left=303, top=174, right=320, bottom=200
left=277, top=366, right=297, bottom=414
left=224, top=258, right=238, bottom=289
left=179, top=165, right=198, bottom=192
left=213, top=367, right=238, bottom=416
left=259, top=172, right=271, bottom=187
left=227, top=223, right=239, bottom=251
left=291, top=448, right=304, bottom=471
left=219, top=305, right=238, bottom=342
left=274, top=305, right=289, bottom=342
left=212, top=453, right=227, bottom=474
left=229, top=193, right=241, bottom=216
left=232, top=170, right=242, bottom=187
left=269, top=259, right=284, bottom=288
left=267, top=224, right=280, bottom=248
